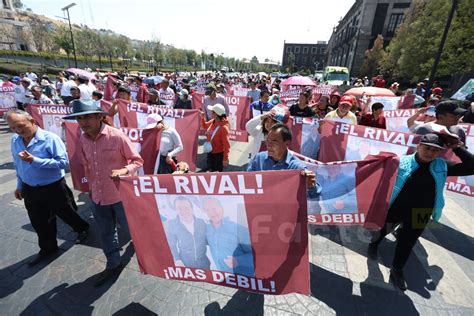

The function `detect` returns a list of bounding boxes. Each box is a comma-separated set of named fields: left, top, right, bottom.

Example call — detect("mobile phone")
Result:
left=426, top=106, right=436, bottom=117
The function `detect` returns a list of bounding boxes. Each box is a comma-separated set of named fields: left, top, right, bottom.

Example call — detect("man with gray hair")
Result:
left=5, top=109, right=90, bottom=266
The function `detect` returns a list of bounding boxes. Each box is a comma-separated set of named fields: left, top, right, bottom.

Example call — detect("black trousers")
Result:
left=371, top=207, right=431, bottom=270
left=22, top=178, right=89, bottom=254
left=157, top=155, right=177, bottom=174
left=207, top=152, right=224, bottom=172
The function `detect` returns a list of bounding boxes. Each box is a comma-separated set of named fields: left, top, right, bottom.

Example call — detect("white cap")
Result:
left=145, top=114, right=163, bottom=129
left=207, top=103, right=226, bottom=116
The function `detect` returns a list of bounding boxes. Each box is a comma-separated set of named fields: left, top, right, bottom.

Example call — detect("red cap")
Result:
left=340, top=95, right=355, bottom=106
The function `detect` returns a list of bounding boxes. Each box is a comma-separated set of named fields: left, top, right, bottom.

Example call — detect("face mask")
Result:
left=272, top=98, right=279, bottom=105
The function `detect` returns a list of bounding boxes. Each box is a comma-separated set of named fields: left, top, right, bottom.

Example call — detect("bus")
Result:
left=323, top=66, right=350, bottom=85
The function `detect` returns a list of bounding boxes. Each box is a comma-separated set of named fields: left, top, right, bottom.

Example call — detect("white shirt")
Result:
left=78, top=83, right=92, bottom=100
left=159, top=87, right=175, bottom=108
left=26, top=72, right=38, bottom=82
left=60, top=80, right=77, bottom=97
left=14, top=84, right=28, bottom=103
left=159, top=127, right=183, bottom=157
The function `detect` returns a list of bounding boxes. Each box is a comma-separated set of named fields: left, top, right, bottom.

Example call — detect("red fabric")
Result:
left=373, top=78, right=386, bottom=88
left=116, top=171, right=310, bottom=295
left=137, top=83, right=148, bottom=103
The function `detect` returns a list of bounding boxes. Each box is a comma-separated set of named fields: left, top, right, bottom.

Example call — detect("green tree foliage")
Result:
left=381, top=0, right=474, bottom=81
left=359, top=34, right=386, bottom=78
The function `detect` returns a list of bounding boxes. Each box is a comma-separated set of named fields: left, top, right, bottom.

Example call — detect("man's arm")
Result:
left=447, top=146, right=474, bottom=177
left=29, top=135, right=68, bottom=170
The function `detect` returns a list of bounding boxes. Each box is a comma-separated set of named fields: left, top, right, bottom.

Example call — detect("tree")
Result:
left=380, top=0, right=474, bottom=82
left=12, top=0, right=24, bottom=9
left=287, top=52, right=296, bottom=72
left=29, top=17, right=54, bottom=52
left=359, top=34, right=386, bottom=78
left=53, top=25, right=74, bottom=65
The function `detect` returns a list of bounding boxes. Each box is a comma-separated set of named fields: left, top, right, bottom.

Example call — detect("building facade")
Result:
left=326, top=0, right=412, bottom=76
left=282, top=41, right=327, bottom=72
left=0, top=0, right=36, bottom=51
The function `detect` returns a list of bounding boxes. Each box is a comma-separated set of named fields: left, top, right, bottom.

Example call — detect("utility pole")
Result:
left=426, top=0, right=458, bottom=98
left=61, top=3, right=78, bottom=68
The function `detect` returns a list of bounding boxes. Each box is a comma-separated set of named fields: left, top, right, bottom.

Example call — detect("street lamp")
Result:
left=426, top=0, right=458, bottom=98
left=61, top=3, right=78, bottom=68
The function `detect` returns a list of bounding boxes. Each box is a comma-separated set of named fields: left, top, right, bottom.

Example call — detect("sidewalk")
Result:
left=0, top=120, right=472, bottom=315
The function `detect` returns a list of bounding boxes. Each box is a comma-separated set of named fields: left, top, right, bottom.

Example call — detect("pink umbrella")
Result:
left=281, top=76, right=316, bottom=87
left=344, top=87, right=395, bottom=97
left=66, top=68, right=96, bottom=80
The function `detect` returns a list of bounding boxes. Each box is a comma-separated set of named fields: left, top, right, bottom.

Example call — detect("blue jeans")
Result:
left=92, top=201, right=130, bottom=269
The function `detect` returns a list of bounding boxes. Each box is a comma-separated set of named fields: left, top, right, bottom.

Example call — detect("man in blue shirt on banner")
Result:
left=6, top=109, right=89, bottom=266
left=247, top=123, right=322, bottom=198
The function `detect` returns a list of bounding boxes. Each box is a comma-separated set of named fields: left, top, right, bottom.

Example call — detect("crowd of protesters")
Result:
left=2, top=65, right=474, bottom=291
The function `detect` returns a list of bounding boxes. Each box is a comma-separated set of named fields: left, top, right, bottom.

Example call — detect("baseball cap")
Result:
left=432, top=87, right=443, bottom=95
left=11, top=76, right=21, bottom=82
left=147, top=88, right=159, bottom=96
left=207, top=103, right=226, bottom=116
left=146, top=114, right=163, bottom=129
left=269, top=106, right=290, bottom=124
left=419, top=133, right=445, bottom=150
left=435, top=100, right=466, bottom=116
left=339, top=95, right=354, bottom=106
left=179, top=89, right=189, bottom=96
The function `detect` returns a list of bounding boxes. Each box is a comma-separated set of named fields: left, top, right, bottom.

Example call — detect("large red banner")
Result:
left=192, top=93, right=250, bottom=142
left=287, top=117, right=321, bottom=160
left=27, top=103, right=72, bottom=142
left=384, top=109, right=419, bottom=133
left=113, top=100, right=200, bottom=171
left=318, top=120, right=419, bottom=162
left=294, top=152, right=399, bottom=228
left=117, top=171, right=310, bottom=295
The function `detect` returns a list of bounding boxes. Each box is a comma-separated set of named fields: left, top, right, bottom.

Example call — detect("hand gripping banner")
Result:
left=116, top=171, right=310, bottom=295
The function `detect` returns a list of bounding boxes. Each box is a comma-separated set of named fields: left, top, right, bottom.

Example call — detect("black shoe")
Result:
left=93, top=264, right=124, bottom=287
left=27, top=249, right=59, bottom=267
left=390, top=268, right=407, bottom=291
left=75, top=229, right=89, bottom=244
left=367, top=243, right=378, bottom=260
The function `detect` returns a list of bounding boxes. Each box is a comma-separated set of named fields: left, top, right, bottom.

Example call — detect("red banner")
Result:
left=113, top=100, right=200, bottom=171
left=0, top=86, right=17, bottom=115
left=294, top=152, right=399, bottom=228
left=368, top=96, right=401, bottom=111
left=193, top=93, right=250, bottom=142
left=104, top=75, right=115, bottom=101
left=384, top=109, right=419, bottom=133
left=280, top=88, right=302, bottom=104
left=287, top=117, right=321, bottom=160
left=318, top=120, right=419, bottom=162
left=116, top=171, right=310, bottom=295
left=27, top=103, right=73, bottom=142
left=64, top=122, right=162, bottom=192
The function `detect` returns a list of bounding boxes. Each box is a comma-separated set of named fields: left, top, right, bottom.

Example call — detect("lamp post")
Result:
left=61, top=3, right=77, bottom=68
left=426, top=0, right=458, bottom=98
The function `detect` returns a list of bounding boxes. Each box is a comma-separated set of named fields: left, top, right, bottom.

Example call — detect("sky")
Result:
left=22, top=0, right=356, bottom=63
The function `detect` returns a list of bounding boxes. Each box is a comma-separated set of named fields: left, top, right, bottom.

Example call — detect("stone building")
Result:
left=326, top=0, right=412, bottom=76
left=282, top=41, right=327, bottom=72
left=0, top=0, right=36, bottom=51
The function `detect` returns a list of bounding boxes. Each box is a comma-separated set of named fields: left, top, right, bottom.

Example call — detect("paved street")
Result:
left=0, top=118, right=473, bottom=315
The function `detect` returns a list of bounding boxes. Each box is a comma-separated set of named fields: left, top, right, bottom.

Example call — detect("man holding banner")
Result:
left=63, top=100, right=144, bottom=287
left=247, top=123, right=321, bottom=198
left=368, top=133, right=474, bottom=291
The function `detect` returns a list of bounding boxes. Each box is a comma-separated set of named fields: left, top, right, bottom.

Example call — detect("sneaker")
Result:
left=75, top=229, right=89, bottom=244
left=367, top=243, right=378, bottom=260
left=390, top=268, right=407, bottom=291
left=93, top=263, right=124, bottom=287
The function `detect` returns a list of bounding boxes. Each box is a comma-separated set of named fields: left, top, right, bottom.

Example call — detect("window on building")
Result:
left=286, top=46, right=292, bottom=53
left=319, top=47, right=325, bottom=54
left=294, top=46, right=300, bottom=54
left=303, top=47, right=308, bottom=54
left=311, top=47, right=317, bottom=54
left=393, top=3, right=411, bottom=9
left=302, top=56, right=307, bottom=63
left=387, top=13, right=404, bottom=35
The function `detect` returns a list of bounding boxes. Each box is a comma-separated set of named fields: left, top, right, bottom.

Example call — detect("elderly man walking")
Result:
left=6, top=109, right=90, bottom=266
left=64, top=100, right=144, bottom=287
